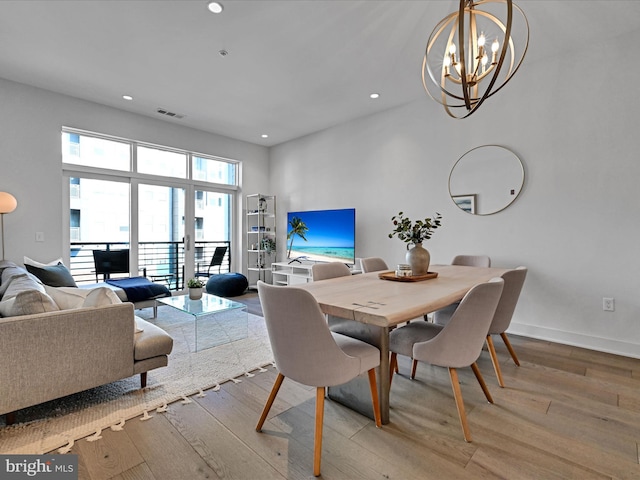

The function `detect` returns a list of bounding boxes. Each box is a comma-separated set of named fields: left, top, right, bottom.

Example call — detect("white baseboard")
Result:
left=508, top=322, right=640, bottom=360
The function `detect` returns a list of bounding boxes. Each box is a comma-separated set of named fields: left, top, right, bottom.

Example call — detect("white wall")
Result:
left=270, top=27, right=640, bottom=357
left=0, top=78, right=270, bottom=272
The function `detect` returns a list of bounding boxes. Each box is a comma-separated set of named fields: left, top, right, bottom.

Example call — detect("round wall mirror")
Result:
left=448, top=145, right=524, bottom=215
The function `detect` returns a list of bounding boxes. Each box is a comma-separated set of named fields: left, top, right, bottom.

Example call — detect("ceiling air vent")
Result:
left=156, top=108, right=185, bottom=119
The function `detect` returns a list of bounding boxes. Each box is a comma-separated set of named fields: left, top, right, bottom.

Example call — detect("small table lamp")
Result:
left=0, top=192, right=18, bottom=260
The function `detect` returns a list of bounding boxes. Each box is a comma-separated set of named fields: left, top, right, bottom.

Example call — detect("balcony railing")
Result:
left=70, top=240, right=231, bottom=291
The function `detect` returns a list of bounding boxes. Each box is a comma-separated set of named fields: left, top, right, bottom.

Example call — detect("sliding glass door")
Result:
left=138, top=183, right=186, bottom=290
left=194, top=189, right=232, bottom=277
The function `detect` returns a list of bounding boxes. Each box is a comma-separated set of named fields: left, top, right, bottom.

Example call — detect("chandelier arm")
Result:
left=478, top=3, right=529, bottom=100
left=469, top=0, right=513, bottom=112
left=458, top=0, right=471, bottom=110
left=424, top=13, right=466, bottom=101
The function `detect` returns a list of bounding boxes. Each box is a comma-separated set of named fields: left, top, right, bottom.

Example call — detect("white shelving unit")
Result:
left=246, top=194, right=276, bottom=289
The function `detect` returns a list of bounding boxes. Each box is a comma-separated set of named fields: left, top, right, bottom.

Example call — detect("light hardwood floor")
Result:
left=69, top=335, right=640, bottom=479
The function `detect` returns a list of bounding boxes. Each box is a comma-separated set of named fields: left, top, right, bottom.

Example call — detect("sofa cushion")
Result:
left=44, top=285, right=87, bottom=310
left=24, top=263, right=77, bottom=287
left=83, top=287, right=122, bottom=307
left=134, top=320, right=173, bottom=361
left=2, top=272, right=45, bottom=300
left=1, top=266, right=42, bottom=298
left=1, top=289, right=60, bottom=316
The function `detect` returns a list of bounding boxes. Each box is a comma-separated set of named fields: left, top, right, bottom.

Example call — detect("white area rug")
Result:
left=0, top=308, right=273, bottom=454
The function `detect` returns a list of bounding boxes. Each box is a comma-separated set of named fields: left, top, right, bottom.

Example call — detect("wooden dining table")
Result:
left=297, top=264, right=508, bottom=424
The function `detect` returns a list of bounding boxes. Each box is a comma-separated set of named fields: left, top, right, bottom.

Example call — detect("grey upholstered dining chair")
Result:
left=452, top=254, right=491, bottom=267
left=311, top=261, right=354, bottom=326
left=311, top=261, right=351, bottom=281
left=485, top=267, right=527, bottom=387
left=360, top=257, right=389, bottom=273
left=388, top=277, right=504, bottom=442
left=256, top=281, right=381, bottom=477
left=431, top=254, right=492, bottom=324
left=434, top=266, right=528, bottom=388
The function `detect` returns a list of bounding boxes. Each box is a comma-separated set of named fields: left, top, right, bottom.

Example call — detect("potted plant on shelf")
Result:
left=389, top=211, right=442, bottom=276
left=187, top=277, right=206, bottom=300
left=261, top=237, right=276, bottom=255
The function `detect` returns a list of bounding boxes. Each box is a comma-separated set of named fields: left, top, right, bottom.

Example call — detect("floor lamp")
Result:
left=0, top=192, right=18, bottom=260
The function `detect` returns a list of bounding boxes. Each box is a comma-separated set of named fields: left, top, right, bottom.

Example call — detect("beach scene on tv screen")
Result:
left=287, top=208, right=355, bottom=264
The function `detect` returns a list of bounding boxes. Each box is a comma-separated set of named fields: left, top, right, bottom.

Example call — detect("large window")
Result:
left=62, top=129, right=239, bottom=289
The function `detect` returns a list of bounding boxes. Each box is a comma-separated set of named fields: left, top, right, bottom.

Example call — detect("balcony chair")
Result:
left=195, top=246, right=227, bottom=278
left=389, top=277, right=504, bottom=442
left=255, top=281, right=381, bottom=477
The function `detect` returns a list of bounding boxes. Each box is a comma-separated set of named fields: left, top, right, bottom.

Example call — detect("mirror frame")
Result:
left=448, top=145, right=525, bottom=216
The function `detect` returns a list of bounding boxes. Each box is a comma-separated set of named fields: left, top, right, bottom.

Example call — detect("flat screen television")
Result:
left=286, top=208, right=356, bottom=265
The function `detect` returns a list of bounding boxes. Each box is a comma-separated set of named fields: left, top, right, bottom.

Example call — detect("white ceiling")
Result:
left=0, top=1, right=637, bottom=147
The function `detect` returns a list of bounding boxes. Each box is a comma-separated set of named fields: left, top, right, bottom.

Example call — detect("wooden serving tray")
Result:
left=378, top=271, right=439, bottom=282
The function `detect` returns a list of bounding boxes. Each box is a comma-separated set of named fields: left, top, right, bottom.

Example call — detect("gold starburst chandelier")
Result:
left=422, top=0, right=529, bottom=119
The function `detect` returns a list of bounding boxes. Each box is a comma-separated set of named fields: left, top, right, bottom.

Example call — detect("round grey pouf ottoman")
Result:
left=206, top=273, right=249, bottom=297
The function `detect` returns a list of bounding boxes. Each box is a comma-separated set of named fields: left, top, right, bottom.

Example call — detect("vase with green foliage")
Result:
left=389, top=211, right=442, bottom=275
left=287, top=216, right=309, bottom=259
left=187, top=278, right=205, bottom=299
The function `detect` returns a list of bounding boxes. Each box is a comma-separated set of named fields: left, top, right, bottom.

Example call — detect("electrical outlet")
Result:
left=603, top=297, right=615, bottom=312
left=35, top=232, right=44, bottom=242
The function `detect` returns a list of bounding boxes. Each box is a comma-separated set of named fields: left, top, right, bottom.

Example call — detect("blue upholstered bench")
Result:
left=206, top=273, right=248, bottom=297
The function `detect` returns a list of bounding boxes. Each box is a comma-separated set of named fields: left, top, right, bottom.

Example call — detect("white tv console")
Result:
left=271, top=260, right=361, bottom=285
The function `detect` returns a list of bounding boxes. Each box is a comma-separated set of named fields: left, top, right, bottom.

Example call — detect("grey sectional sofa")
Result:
left=0, top=261, right=173, bottom=425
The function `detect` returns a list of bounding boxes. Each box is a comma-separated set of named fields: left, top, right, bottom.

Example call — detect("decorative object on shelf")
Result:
left=258, top=196, right=267, bottom=212
left=187, top=278, right=206, bottom=300
left=261, top=237, right=276, bottom=254
left=389, top=211, right=442, bottom=276
left=286, top=216, right=308, bottom=259
left=0, top=192, right=17, bottom=260
left=422, top=0, right=529, bottom=119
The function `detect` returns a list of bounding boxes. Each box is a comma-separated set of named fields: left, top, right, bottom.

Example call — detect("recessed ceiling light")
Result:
left=207, top=2, right=223, bottom=13
left=122, top=95, right=133, bottom=101
left=370, top=93, right=380, bottom=99
left=261, top=134, right=269, bottom=138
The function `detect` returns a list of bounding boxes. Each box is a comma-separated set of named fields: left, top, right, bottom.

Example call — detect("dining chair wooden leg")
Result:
left=500, top=332, right=521, bottom=366
left=485, top=335, right=505, bottom=388
left=314, top=387, right=325, bottom=477
left=411, top=359, right=418, bottom=379
left=256, top=372, right=285, bottom=431
left=389, top=352, right=398, bottom=388
left=470, top=362, right=494, bottom=404
left=448, top=367, right=472, bottom=442
left=367, top=369, right=382, bottom=428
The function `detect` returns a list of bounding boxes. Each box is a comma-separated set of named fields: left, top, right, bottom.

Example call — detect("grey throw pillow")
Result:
left=8, top=289, right=60, bottom=316
left=24, top=263, right=77, bottom=287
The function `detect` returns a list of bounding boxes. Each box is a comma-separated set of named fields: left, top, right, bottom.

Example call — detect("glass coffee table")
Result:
left=157, top=293, right=248, bottom=352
